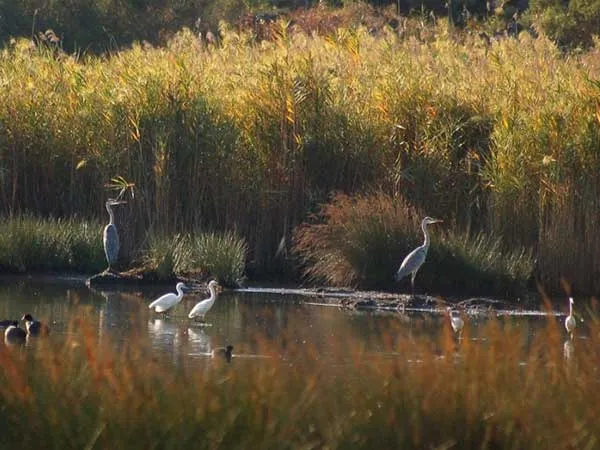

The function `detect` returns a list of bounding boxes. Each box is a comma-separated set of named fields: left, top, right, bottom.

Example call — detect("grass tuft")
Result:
left=0, top=215, right=104, bottom=274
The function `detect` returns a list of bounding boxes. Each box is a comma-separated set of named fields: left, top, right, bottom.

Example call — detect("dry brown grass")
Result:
left=0, top=301, right=598, bottom=449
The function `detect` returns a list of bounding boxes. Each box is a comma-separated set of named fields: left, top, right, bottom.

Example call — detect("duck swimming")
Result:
left=5, top=321, right=27, bottom=345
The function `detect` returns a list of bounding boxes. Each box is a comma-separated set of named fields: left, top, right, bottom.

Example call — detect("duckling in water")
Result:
left=21, top=314, right=50, bottom=336
left=5, top=321, right=27, bottom=345
left=212, top=345, right=233, bottom=363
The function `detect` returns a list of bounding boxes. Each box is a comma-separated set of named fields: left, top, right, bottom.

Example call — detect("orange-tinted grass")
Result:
left=0, top=305, right=598, bottom=449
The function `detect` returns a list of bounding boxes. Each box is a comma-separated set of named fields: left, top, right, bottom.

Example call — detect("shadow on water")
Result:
left=0, top=275, right=590, bottom=366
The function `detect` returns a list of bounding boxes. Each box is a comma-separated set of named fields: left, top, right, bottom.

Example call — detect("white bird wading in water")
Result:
left=447, top=307, right=464, bottom=337
left=395, top=217, right=443, bottom=294
left=564, top=297, right=576, bottom=340
left=149, top=282, right=189, bottom=314
left=189, top=280, right=221, bottom=322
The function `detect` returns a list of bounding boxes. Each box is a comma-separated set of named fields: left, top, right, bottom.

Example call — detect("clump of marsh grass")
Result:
left=428, top=231, right=535, bottom=295
left=293, top=192, right=421, bottom=289
left=293, top=192, right=534, bottom=294
left=190, top=231, right=247, bottom=287
left=0, top=215, right=104, bottom=273
left=141, top=233, right=193, bottom=281
left=142, top=231, right=247, bottom=286
left=0, top=304, right=599, bottom=449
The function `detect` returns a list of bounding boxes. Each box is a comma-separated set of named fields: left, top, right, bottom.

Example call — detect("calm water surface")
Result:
left=0, top=276, right=572, bottom=365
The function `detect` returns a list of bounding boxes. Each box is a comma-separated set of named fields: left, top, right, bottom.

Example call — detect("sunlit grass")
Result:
left=0, top=303, right=598, bottom=449
left=143, top=231, right=247, bottom=285
left=0, top=215, right=104, bottom=273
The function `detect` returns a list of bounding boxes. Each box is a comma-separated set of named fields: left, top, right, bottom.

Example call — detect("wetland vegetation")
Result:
left=1, top=3, right=600, bottom=296
left=0, top=299, right=598, bottom=449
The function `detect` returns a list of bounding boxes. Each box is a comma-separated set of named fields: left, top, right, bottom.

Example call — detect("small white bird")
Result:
left=5, top=321, right=27, bottom=345
left=565, top=297, right=576, bottom=340
left=447, top=307, right=464, bottom=336
left=188, top=280, right=220, bottom=321
left=148, top=282, right=188, bottom=314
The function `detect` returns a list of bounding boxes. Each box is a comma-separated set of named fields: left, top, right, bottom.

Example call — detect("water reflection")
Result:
left=0, top=276, right=588, bottom=366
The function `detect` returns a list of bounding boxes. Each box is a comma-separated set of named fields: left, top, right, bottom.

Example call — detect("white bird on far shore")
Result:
left=565, top=297, right=576, bottom=340
left=447, top=307, right=464, bottom=336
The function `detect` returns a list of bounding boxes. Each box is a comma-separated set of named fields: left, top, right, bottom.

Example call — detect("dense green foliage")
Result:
left=0, top=216, right=104, bottom=273
left=0, top=307, right=598, bottom=448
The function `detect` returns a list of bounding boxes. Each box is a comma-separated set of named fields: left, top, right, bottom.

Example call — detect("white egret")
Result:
left=103, top=199, right=127, bottom=272
left=446, top=307, right=464, bottom=336
left=148, top=282, right=188, bottom=314
left=5, top=321, right=27, bottom=345
left=21, top=313, right=49, bottom=336
left=212, top=344, right=234, bottom=363
left=395, top=216, right=443, bottom=293
left=188, top=280, right=220, bottom=321
left=565, top=297, right=576, bottom=340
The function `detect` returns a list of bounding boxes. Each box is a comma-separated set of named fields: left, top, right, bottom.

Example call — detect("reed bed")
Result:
left=293, top=192, right=534, bottom=294
left=0, top=304, right=598, bottom=448
left=2, top=25, right=600, bottom=290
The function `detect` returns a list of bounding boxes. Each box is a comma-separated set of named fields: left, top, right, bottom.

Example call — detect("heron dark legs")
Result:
left=410, top=272, right=417, bottom=296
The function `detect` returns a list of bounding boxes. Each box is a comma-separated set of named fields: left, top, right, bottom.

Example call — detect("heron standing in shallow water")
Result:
left=565, top=297, right=576, bottom=340
left=395, top=216, right=443, bottom=294
left=148, top=282, right=189, bottom=314
left=189, top=280, right=221, bottom=322
left=103, top=199, right=127, bottom=272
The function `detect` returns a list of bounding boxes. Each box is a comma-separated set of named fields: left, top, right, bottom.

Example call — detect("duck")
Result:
left=5, top=321, right=27, bottom=345
left=188, top=280, right=220, bottom=322
left=21, top=313, right=50, bottom=336
left=212, top=345, right=234, bottom=363
left=148, top=282, right=188, bottom=314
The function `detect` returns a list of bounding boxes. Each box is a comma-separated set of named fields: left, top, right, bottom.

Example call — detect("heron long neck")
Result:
left=176, top=285, right=185, bottom=300
left=106, top=204, right=115, bottom=225
left=422, top=221, right=431, bottom=248
left=207, top=286, right=217, bottom=306
left=569, top=301, right=573, bottom=316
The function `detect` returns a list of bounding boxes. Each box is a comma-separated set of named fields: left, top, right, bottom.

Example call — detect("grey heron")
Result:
left=395, top=216, right=443, bottom=293
left=21, top=313, right=49, bottom=336
left=148, top=282, right=189, bottom=314
left=188, top=280, right=220, bottom=321
left=4, top=321, right=27, bottom=345
left=565, top=297, right=576, bottom=340
left=103, top=199, right=127, bottom=272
